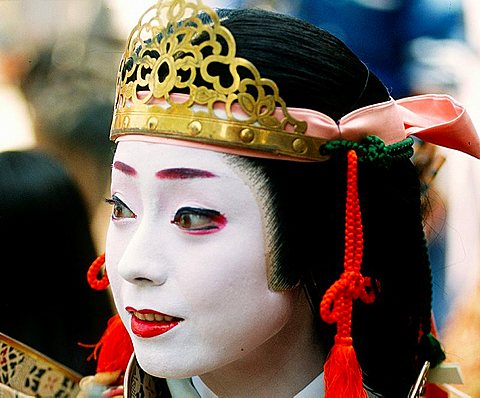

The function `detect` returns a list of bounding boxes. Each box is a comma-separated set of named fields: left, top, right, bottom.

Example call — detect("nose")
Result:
left=116, top=220, right=170, bottom=287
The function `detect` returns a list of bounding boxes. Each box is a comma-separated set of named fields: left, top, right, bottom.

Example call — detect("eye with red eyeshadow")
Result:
left=171, top=207, right=226, bottom=233
left=105, top=195, right=136, bottom=220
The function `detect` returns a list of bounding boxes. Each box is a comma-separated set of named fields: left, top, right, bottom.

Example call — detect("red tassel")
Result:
left=324, top=337, right=368, bottom=398
left=89, top=314, right=134, bottom=374
left=320, top=150, right=374, bottom=398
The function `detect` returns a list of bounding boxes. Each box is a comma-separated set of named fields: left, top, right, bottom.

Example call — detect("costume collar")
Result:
left=166, top=372, right=325, bottom=398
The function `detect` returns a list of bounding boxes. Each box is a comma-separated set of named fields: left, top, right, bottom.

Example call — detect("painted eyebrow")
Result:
left=113, top=161, right=137, bottom=176
left=155, top=168, right=217, bottom=179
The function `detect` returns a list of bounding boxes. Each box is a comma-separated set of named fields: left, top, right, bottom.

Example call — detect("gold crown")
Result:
left=111, top=0, right=330, bottom=161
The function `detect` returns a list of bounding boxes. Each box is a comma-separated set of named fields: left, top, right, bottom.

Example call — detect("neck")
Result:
left=198, top=289, right=325, bottom=398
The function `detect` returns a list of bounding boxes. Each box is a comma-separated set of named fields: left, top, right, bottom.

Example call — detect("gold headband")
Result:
left=111, top=0, right=480, bottom=164
left=111, top=0, right=332, bottom=161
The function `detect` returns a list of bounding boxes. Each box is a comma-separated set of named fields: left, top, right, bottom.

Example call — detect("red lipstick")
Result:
left=126, top=307, right=182, bottom=338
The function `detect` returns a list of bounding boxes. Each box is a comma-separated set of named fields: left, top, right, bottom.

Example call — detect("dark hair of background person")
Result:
left=212, top=8, right=431, bottom=397
left=0, top=149, right=114, bottom=376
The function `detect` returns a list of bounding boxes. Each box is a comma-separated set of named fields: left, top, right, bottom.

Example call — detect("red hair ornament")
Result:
left=86, top=254, right=133, bottom=377
left=320, top=149, right=375, bottom=398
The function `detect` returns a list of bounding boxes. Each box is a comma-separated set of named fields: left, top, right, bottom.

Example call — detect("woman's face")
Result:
left=106, top=140, right=297, bottom=378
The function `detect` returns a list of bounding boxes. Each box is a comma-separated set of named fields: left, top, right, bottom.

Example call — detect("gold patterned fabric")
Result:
left=0, top=333, right=80, bottom=398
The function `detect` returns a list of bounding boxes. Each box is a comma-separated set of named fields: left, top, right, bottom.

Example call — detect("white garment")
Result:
left=166, top=372, right=325, bottom=398
left=0, top=83, right=35, bottom=151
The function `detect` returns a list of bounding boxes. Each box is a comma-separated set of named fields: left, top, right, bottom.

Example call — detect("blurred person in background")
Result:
left=0, top=149, right=114, bottom=377
left=0, top=25, right=36, bottom=152
left=19, top=44, right=117, bottom=250
left=0, top=4, right=120, bottom=393
left=18, top=2, right=122, bottom=252
left=0, top=0, right=122, bottom=251
left=227, top=0, right=466, bottom=97
left=436, top=0, right=480, bottom=396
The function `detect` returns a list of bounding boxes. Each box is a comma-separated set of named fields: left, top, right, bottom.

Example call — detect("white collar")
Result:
left=166, top=372, right=325, bottom=398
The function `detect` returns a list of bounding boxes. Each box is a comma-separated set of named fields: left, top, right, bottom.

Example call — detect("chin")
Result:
left=135, top=350, right=230, bottom=380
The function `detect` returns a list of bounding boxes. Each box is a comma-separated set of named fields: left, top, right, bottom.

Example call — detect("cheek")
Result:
left=174, top=207, right=268, bottom=302
left=176, top=219, right=288, bottom=334
left=186, top=266, right=295, bottom=360
left=105, top=221, right=129, bottom=297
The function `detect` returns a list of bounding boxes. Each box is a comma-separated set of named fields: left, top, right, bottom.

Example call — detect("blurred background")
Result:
left=1, top=0, right=479, bottom=394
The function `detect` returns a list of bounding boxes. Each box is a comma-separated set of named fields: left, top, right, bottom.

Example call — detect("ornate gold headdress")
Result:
left=111, top=0, right=480, bottom=162
left=111, top=0, right=331, bottom=161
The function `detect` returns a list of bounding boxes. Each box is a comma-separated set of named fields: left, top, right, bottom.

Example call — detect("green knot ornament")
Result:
left=321, top=136, right=414, bottom=166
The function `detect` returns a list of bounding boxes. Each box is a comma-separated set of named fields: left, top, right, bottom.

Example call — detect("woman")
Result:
left=83, top=1, right=480, bottom=397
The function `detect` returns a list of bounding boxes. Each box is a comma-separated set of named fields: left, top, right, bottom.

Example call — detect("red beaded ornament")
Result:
left=87, top=253, right=110, bottom=290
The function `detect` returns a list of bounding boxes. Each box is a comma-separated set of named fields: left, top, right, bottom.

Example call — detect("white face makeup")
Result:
left=106, top=140, right=297, bottom=378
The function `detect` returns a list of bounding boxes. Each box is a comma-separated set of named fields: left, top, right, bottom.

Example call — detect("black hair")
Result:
left=216, top=8, right=389, bottom=120
left=217, top=8, right=435, bottom=397
left=0, top=149, right=114, bottom=375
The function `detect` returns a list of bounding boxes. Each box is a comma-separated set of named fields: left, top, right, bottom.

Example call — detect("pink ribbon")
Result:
left=290, top=93, right=480, bottom=158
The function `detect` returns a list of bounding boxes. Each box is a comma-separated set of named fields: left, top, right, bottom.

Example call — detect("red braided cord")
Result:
left=87, top=253, right=110, bottom=290
left=320, top=150, right=375, bottom=341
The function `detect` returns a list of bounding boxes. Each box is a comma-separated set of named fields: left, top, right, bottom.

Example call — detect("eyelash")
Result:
left=105, top=197, right=226, bottom=233
left=171, top=207, right=226, bottom=234
left=105, top=195, right=136, bottom=220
